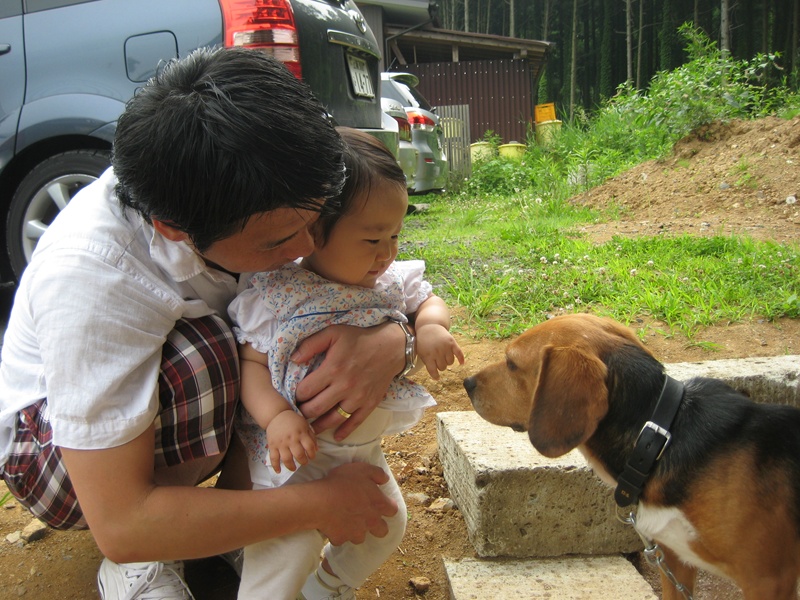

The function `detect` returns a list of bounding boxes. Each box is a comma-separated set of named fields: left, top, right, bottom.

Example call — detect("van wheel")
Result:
left=7, top=150, right=111, bottom=280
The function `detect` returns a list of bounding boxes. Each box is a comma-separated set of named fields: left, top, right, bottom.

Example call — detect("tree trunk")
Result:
left=600, top=0, right=613, bottom=97
left=465, top=0, right=470, bottom=32
left=793, top=0, right=799, bottom=84
left=570, top=0, right=578, bottom=119
left=509, top=0, right=515, bottom=37
left=626, top=0, right=634, bottom=84
left=720, top=0, right=731, bottom=56
left=542, top=0, right=551, bottom=39
left=636, top=0, right=644, bottom=89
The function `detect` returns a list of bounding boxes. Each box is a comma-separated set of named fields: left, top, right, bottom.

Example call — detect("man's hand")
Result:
left=291, top=322, right=405, bottom=441
left=313, top=462, right=397, bottom=545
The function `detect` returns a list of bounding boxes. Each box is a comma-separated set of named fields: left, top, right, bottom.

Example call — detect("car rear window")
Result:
left=382, top=80, right=432, bottom=111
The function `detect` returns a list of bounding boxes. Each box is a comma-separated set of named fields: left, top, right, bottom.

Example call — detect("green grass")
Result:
left=400, top=192, right=800, bottom=339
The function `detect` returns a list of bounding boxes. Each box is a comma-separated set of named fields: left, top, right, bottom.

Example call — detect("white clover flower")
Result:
left=540, top=256, right=548, bottom=264
left=630, top=269, right=637, bottom=276
left=647, top=260, right=654, bottom=267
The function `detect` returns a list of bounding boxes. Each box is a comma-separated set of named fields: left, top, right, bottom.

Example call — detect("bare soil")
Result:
left=2, top=116, right=799, bottom=599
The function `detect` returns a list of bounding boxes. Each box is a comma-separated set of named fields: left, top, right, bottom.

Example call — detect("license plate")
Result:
left=346, top=54, right=374, bottom=98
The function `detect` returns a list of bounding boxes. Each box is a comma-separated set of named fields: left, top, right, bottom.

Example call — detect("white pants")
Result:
left=237, top=409, right=407, bottom=600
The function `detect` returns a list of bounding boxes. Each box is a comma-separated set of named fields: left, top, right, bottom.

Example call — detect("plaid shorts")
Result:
left=1, top=315, right=240, bottom=530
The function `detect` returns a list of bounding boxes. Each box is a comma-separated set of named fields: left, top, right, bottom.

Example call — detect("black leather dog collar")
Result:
left=614, top=374, right=685, bottom=507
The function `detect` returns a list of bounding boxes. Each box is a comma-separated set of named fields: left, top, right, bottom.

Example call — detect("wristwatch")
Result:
left=392, top=319, right=417, bottom=378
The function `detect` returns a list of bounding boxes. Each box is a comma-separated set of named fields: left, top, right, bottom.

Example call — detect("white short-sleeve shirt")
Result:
left=0, top=168, right=239, bottom=465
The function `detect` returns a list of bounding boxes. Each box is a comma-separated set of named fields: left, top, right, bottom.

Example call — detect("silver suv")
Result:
left=0, top=0, right=394, bottom=281
left=381, top=72, right=448, bottom=194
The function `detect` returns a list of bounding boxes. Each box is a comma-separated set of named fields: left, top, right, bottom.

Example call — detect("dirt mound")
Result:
left=579, top=115, right=800, bottom=244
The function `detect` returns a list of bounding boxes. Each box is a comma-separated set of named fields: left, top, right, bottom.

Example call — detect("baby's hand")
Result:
left=266, top=410, right=318, bottom=473
left=415, top=323, right=465, bottom=380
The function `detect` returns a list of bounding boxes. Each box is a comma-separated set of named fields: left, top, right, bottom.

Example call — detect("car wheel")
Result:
left=7, top=149, right=111, bottom=280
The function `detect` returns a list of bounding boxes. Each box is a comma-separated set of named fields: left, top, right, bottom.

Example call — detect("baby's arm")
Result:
left=239, top=343, right=317, bottom=472
left=410, top=295, right=465, bottom=380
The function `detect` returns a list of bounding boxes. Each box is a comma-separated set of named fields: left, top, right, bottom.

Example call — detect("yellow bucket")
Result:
left=470, top=141, right=493, bottom=162
left=498, top=142, right=526, bottom=160
left=535, top=120, right=562, bottom=147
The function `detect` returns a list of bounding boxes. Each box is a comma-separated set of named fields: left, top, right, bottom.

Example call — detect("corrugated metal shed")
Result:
left=403, top=59, right=533, bottom=144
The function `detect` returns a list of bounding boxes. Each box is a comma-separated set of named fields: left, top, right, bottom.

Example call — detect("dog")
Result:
left=463, top=313, right=800, bottom=600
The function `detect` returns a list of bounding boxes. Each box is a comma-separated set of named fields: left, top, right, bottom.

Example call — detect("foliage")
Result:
left=608, top=24, right=790, bottom=141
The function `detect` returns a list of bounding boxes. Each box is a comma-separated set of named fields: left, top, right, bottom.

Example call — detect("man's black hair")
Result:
left=314, top=126, right=406, bottom=245
left=113, top=46, right=345, bottom=251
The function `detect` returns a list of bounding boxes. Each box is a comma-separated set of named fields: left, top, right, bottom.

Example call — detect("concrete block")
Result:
left=437, top=411, right=640, bottom=558
left=665, top=355, right=799, bottom=406
left=444, top=556, right=657, bottom=600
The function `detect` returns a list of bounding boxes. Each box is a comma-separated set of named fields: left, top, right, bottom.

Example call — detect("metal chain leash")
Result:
left=617, top=508, right=694, bottom=600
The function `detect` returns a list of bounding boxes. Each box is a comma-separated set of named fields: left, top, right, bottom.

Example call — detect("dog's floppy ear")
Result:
left=528, top=344, right=609, bottom=457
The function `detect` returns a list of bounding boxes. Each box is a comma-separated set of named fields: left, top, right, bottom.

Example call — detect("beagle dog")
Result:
left=463, top=313, right=800, bottom=600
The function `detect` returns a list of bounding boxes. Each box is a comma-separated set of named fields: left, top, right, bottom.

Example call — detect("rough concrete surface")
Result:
left=665, top=354, right=799, bottom=405
left=444, top=556, right=658, bottom=600
left=437, top=411, right=640, bottom=558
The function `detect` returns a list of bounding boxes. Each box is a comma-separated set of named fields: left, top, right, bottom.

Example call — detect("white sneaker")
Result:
left=97, top=559, right=195, bottom=600
left=298, top=569, right=356, bottom=600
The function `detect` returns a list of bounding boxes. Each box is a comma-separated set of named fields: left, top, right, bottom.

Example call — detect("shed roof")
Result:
left=385, top=25, right=553, bottom=81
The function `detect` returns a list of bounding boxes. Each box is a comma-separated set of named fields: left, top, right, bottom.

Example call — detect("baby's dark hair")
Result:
left=314, top=126, right=406, bottom=245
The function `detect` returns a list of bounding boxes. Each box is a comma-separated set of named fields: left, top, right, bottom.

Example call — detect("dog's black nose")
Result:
left=463, top=376, right=477, bottom=396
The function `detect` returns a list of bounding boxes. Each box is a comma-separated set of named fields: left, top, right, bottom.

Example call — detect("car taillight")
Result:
left=406, top=111, right=436, bottom=131
left=392, top=116, right=412, bottom=142
left=219, top=0, right=302, bottom=79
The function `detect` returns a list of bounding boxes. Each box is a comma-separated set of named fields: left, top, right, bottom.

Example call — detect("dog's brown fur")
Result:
left=464, top=313, right=800, bottom=599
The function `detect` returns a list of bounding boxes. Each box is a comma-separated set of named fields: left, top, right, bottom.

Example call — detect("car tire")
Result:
left=7, top=149, right=111, bottom=280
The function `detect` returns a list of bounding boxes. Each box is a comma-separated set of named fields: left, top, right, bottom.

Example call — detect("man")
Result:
left=0, top=47, right=406, bottom=599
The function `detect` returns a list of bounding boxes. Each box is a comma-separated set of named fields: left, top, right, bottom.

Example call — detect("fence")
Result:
left=438, top=104, right=471, bottom=178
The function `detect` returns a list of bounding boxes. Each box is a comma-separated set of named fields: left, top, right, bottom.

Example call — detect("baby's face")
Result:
left=303, top=180, right=408, bottom=287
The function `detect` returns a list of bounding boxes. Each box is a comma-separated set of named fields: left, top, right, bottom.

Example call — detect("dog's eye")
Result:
left=506, top=358, right=518, bottom=372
